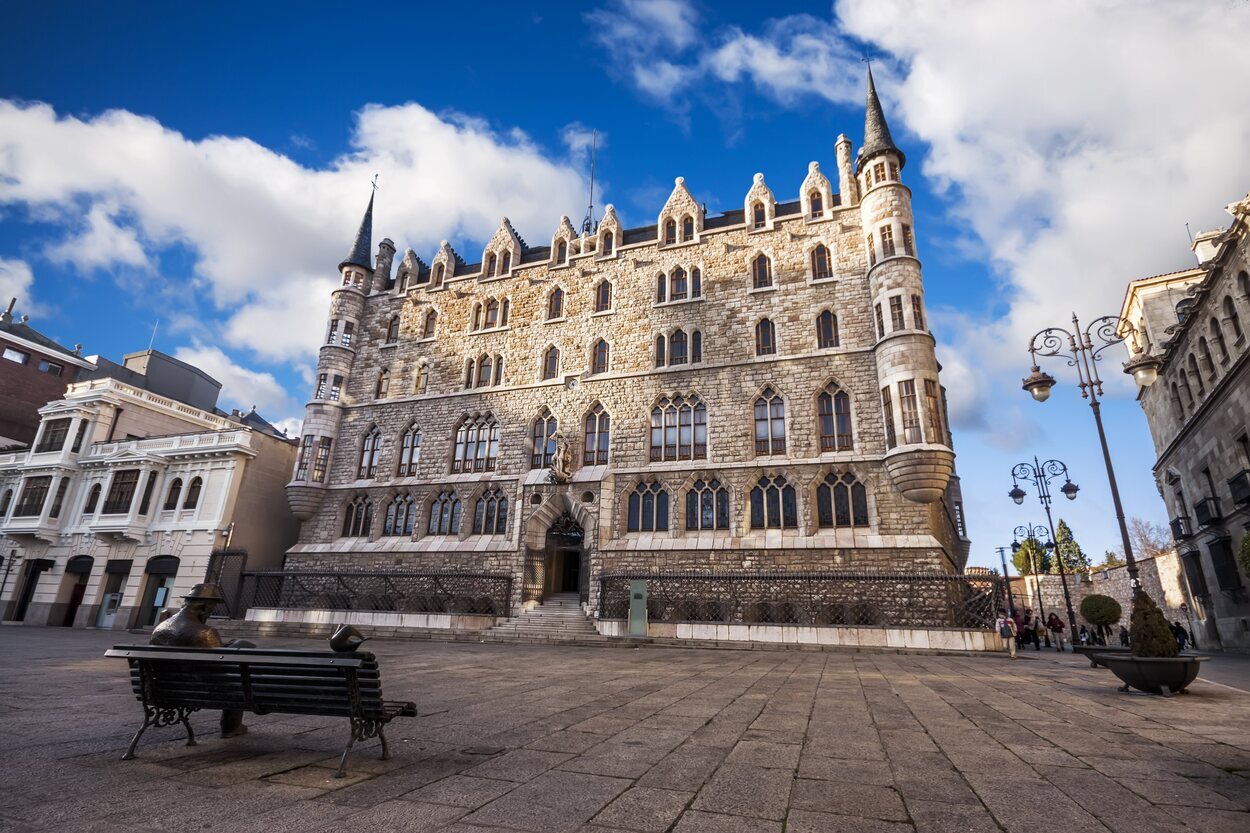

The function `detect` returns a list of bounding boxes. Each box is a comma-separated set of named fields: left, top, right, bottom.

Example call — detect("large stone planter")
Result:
left=1073, top=645, right=1130, bottom=668
left=1093, top=654, right=1208, bottom=696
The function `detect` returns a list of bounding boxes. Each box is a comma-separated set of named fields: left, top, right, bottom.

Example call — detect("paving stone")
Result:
left=786, top=808, right=913, bottom=833
left=591, top=786, right=693, bottom=832
left=905, top=799, right=1001, bottom=833
left=671, top=810, right=783, bottom=833
left=464, top=748, right=575, bottom=782
left=463, top=770, right=631, bottom=833
left=788, top=779, right=908, bottom=821
left=316, top=798, right=468, bottom=831
left=1119, top=777, right=1241, bottom=810
left=724, top=740, right=800, bottom=770
left=797, top=754, right=893, bottom=785
left=402, top=775, right=518, bottom=808
left=691, top=764, right=793, bottom=820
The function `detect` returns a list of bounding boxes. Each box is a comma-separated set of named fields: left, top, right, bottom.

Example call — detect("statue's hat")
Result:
left=182, top=583, right=225, bottom=603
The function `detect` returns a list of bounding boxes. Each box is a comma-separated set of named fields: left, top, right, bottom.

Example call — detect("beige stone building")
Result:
left=281, top=72, right=972, bottom=628
left=0, top=350, right=299, bottom=629
left=1121, top=189, right=1250, bottom=651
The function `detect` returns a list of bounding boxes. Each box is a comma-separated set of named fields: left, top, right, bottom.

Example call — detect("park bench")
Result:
left=105, top=644, right=417, bottom=777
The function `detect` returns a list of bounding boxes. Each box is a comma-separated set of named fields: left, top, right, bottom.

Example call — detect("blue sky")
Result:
left=3, top=1, right=1250, bottom=570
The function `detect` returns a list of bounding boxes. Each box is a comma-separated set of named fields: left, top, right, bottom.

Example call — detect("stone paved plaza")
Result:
left=2, top=629, right=1249, bottom=833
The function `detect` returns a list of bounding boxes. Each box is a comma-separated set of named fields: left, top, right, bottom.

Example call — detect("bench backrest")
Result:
left=106, top=645, right=389, bottom=719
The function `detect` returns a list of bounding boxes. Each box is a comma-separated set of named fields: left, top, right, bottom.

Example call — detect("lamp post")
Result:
left=1021, top=314, right=1162, bottom=594
left=1008, top=459, right=1080, bottom=637
left=996, top=546, right=1017, bottom=617
left=1010, top=522, right=1055, bottom=648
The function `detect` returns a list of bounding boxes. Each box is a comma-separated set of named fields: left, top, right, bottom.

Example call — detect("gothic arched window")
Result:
left=422, top=309, right=437, bottom=339
left=342, top=495, right=373, bottom=538
left=751, top=254, right=772, bottom=289
left=671, top=268, right=688, bottom=301
left=685, top=478, right=729, bottom=531
left=755, top=319, right=776, bottom=356
left=383, top=493, right=416, bottom=537
left=670, top=330, right=688, bottom=365
left=591, top=339, right=610, bottom=374
left=681, top=215, right=694, bottom=240
left=656, top=272, right=666, bottom=304
left=385, top=315, right=400, bottom=344
left=541, top=346, right=560, bottom=380
left=548, top=287, right=564, bottom=320
left=649, top=395, right=707, bottom=461
left=817, top=472, right=869, bottom=528
left=1225, top=295, right=1244, bottom=341
left=532, top=408, right=558, bottom=468
left=476, top=355, right=493, bottom=388
left=1210, top=317, right=1230, bottom=364
left=692, top=330, right=702, bottom=363
left=809, top=190, right=823, bottom=218
left=816, top=311, right=839, bottom=349
left=501, top=251, right=511, bottom=273
left=600, top=231, right=614, bottom=256
left=432, top=263, right=445, bottom=285
left=183, top=477, right=202, bottom=510
left=811, top=244, right=832, bottom=280
left=397, top=423, right=422, bottom=477
left=753, top=387, right=786, bottom=455
left=486, top=252, right=497, bottom=277
left=451, top=414, right=499, bottom=473
left=584, top=403, right=610, bottom=465
left=691, top=267, right=702, bottom=298
left=654, top=334, right=666, bottom=367
left=817, top=383, right=853, bottom=451
left=358, top=426, right=382, bottom=479
left=473, top=487, right=509, bottom=535
left=427, top=490, right=461, bottom=535
left=627, top=481, right=668, bottom=532
left=414, top=364, right=429, bottom=394
left=750, top=475, right=797, bottom=529
left=664, top=218, right=677, bottom=246
left=375, top=369, right=390, bottom=398
left=752, top=201, right=766, bottom=230
left=484, top=299, right=500, bottom=329
left=556, top=239, right=568, bottom=265
left=595, top=280, right=612, bottom=312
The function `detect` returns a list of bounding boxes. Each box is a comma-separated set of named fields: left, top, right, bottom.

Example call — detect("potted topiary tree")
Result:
left=1095, top=590, right=1207, bottom=696
left=1073, top=594, right=1127, bottom=667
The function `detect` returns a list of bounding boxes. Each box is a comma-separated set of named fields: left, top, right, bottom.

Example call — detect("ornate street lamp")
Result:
left=1007, top=526, right=1053, bottom=647
left=1022, top=313, right=1161, bottom=591
left=1009, top=459, right=1080, bottom=637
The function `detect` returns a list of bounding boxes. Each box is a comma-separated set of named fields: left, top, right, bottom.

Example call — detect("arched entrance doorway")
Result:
left=545, top=512, right=585, bottom=598
left=59, top=555, right=94, bottom=627
left=522, top=501, right=590, bottom=606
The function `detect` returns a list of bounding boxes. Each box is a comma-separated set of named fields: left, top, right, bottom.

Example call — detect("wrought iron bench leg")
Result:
left=335, top=720, right=361, bottom=778
left=379, top=725, right=390, bottom=760
left=180, top=712, right=197, bottom=747
left=121, top=711, right=154, bottom=761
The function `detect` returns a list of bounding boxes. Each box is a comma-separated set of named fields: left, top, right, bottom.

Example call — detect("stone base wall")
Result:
left=597, top=619, right=1001, bottom=652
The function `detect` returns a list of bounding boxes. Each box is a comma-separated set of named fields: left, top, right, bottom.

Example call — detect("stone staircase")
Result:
left=483, top=593, right=605, bottom=644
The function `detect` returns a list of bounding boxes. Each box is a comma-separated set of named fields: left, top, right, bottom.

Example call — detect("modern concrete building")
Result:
left=0, top=349, right=299, bottom=629
left=1121, top=188, right=1250, bottom=650
left=269, top=71, right=974, bottom=645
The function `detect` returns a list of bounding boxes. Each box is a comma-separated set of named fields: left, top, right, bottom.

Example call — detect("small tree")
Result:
left=1011, top=537, right=1051, bottom=575
left=1129, top=590, right=1179, bottom=658
left=1129, top=517, right=1172, bottom=560
left=1052, top=520, right=1091, bottom=574
left=1100, top=549, right=1126, bottom=569
left=1080, top=594, right=1122, bottom=644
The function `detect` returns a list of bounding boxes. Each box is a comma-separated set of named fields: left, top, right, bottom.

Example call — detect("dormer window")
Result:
left=809, top=191, right=823, bottom=218
left=486, top=253, right=497, bottom=277
left=433, top=263, right=445, bottom=285
left=501, top=251, right=511, bottom=273
left=385, top=315, right=400, bottom=344
left=752, top=202, right=766, bottom=230
left=601, top=232, right=614, bottom=256
left=874, top=162, right=886, bottom=184
left=664, top=218, right=677, bottom=246
left=681, top=215, right=694, bottom=241
left=556, top=239, right=568, bottom=264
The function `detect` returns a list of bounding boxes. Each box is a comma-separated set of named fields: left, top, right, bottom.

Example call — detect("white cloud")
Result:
left=0, top=258, right=37, bottom=313
left=0, top=100, right=588, bottom=363
left=172, top=343, right=294, bottom=417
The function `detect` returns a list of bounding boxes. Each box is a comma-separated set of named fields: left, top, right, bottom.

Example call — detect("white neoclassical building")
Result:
left=0, top=350, right=298, bottom=629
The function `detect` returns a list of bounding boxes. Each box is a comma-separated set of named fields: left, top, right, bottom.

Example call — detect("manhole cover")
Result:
left=462, top=746, right=506, bottom=756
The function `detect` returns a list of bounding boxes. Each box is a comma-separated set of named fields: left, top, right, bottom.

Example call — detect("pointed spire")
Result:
left=340, top=191, right=374, bottom=272
left=858, top=65, right=905, bottom=173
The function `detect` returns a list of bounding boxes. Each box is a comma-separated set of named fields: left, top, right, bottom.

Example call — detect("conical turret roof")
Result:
left=340, top=191, right=374, bottom=271
left=858, top=66, right=905, bottom=173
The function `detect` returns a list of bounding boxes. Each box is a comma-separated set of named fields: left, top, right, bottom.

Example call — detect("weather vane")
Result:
left=371, top=173, right=380, bottom=192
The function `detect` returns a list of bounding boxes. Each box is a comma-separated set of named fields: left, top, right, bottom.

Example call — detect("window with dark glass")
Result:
left=476, top=355, right=493, bottom=388
left=924, top=379, right=944, bottom=444
left=397, top=423, right=422, bottom=477
left=817, top=472, right=869, bottom=528
left=71, top=420, right=88, bottom=453
left=595, top=280, right=612, bottom=312
left=342, top=496, right=373, bottom=538
left=650, top=395, right=707, bottom=461
left=671, top=268, right=688, bottom=301
left=315, top=373, right=328, bottom=399
left=342, top=321, right=355, bottom=348
left=386, top=316, right=400, bottom=343
left=486, top=253, right=497, bottom=277
left=875, top=304, right=885, bottom=338
left=754, top=387, right=786, bottom=455
left=686, top=478, right=729, bottom=531
left=326, top=320, right=339, bottom=344
left=136, top=472, right=156, bottom=516
left=902, top=224, right=915, bottom=256
left=691, top=330, right=702, bottom=363
left=670, top=330, right=688, bottom=365
left=750, top=475, right=797, bottom=529
left=427, top=490, right=461, bottom=535
left=415, top=364, right=428, bottom=393
left=501, top=251, right=511, bottom=273
left=664, top=218, right=677, bottom=245
left=911, top=295, right=925, bottom=330
left=103, top=470, right=140, bottom=514
left=532, top=408, right=558, bottom=468
left=556, top=240, right=568, bottom=264
left=811, top=245, right=832, bottom=280
left=183, top=477, right=202, bottom=510
left=485, top=299, right=500, bottom=328
left=542, top=346, right=560, bottom=380
left=867, top=234, right=877, bottom=267
left=82, top=483, right=100, bottom=517
left=548, top=287, right=564, bottom=319
left=358, top=426, right=382, bottom=479
left=890, top=296, right=905, bottom=331
left=600, top=231, right=614, bottom=256
left=882, top=386, right=897, bottom=449
left=592, top=339, right=610, bottom=374
left=899, top=380, right=923, bottom=444
left=755, top=319, right=776, bottom=356
left=451, top=415, right=500, bottom=473
left=682, top=215, right=694, bottom=240
left=48, top=477, right=70, bottom=518
left=656, top=273, right=667, bottom=303
left=655, top=335, right=666, bottom=367
left=584, top=403, right=611, bottom=465
left=422, top=310, right=437, bottom=338
left=329, top=375, right=343, bottom=401
left=627, top=481, right=668, bottom=532
left=751, top=254, right=772, bottom=289
left=0, top=488, right=11, bottom=516
left=473, top=488, right=509, bottom=535
left=375, top=369, right=390, bottom=399
left=35, top=418, right=71, bottom=453
left=816, top=311, right=839, bottom=349
left=163, top=478, right=183, bottom=510
left=818, top=383, right=853, bottom=451
left=312, top=438, right=332, bottom=482
left=691, top=267, right=702, bottom=298
left=809, top=190, right=823, bottom=217
left=383, top=494, right=416, bottom=537
left=752, top=201, right=766, bottom=229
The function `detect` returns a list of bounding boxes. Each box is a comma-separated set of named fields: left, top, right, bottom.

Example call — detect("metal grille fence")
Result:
left=237, top=570, right=512, bottom=618
left=599, top=571, right=1002, bottom=630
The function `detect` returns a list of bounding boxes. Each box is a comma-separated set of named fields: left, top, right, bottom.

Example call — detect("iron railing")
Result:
left=599, top=570, right=1002, bottom=630
left=237, top=570, right=512, bottom=618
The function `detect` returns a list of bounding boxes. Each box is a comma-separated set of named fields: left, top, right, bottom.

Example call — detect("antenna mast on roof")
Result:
left=581, top=129, right=598, bottom=236
left=148, top=319, right=159, bottom=351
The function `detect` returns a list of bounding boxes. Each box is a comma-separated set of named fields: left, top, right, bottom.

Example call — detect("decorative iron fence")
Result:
left=236, top=570, right=512, bottom=618
left=599, top=571, right=1002, bottom=630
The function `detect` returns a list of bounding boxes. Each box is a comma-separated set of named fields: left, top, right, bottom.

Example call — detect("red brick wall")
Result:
left=0, top=337, right=78, bottom=445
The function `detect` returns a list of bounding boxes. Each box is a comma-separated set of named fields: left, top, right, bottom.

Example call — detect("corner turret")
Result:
left=857, top=66, right=905, bottom=175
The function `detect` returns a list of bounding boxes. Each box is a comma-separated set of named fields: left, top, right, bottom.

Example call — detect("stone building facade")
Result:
left=0, top=350, right=299, bottom=629
left=283, top=73, right=972, bottom=618
left=1121, top=189, right=1250, bottom=651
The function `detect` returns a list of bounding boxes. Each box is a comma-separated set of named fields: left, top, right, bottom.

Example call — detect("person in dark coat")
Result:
left=150, top=583, right=253, bottom=737
left=1171, top=621, right=1190, bottom=651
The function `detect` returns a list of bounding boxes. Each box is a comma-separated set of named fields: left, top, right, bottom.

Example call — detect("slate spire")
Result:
left=858, top=65, right=905, bottom=173
left=339, top=191, right=374, bottom=272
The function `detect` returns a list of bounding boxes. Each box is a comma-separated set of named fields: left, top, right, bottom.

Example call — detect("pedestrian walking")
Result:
left=1034, top=617, right=1048, bottom=650
left=1171, top=621, right=1190, bottom=651
left=1047, top=612, right=1065, bottom=651
left=996, top=608, right=1018, bottom=659
left=1022, top=608, right=1041, bottom=651
left=1118, top=625, right=1129, bottom=647
left=1078, top=625, right=1090, bottom=646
